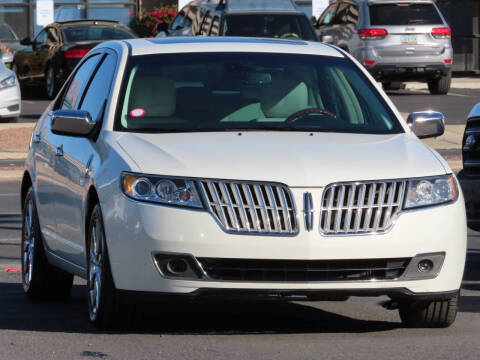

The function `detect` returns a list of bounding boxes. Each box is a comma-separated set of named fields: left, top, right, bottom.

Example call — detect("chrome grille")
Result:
left=320, top=180, right=407, bottom=235
left=199, top=180, right=298, bottom=235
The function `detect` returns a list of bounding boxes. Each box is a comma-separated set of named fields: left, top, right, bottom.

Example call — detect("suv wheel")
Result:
left=398, top=293, right=459, bottom=328
left=428, top=72, right=451, bottom=95
left=87, top=204, right=136, bottom=328
left=22, top=187, right=73, bottom=300
left=45, top=65, right=57, bottom=99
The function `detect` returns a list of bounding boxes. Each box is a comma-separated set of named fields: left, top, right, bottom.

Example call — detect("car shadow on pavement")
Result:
left=0, top=214, right=21, bottom=231
left=0, top=282, right=401, bottom=334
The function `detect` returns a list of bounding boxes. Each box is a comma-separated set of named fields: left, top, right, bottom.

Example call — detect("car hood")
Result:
left=115, top=131, right=447, bottom=187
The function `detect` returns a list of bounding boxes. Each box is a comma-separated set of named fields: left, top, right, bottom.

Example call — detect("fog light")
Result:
left=167, top=258, right=188, bottom=274
left=417, top=259, right=434, bottom=273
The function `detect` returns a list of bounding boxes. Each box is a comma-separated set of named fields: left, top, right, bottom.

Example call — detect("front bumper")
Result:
left=101, top=188, right=467, bottom=299
left=0, top=84, right=21, bottom=118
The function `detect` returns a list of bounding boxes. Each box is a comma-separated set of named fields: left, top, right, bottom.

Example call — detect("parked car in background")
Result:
left=0, top=60, right=21, bottom=122
left=13, top=20, right=136, bottom=99
left=21, top=37, right=465, bottom=329
left=457, top=103, right=480, bottom=231
left=156, top=0, right=317, bottom=41
left=314, top=0, right=453, bottom=94
left=0, top=24, right=22, bottom=54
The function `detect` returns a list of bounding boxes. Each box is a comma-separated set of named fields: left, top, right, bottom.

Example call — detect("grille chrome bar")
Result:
left=199, top=180, right=298, bottom=235
left=320, top=180, right=407, bottom=235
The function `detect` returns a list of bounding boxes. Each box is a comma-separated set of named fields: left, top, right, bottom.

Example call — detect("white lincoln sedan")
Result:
left=21, top=37, right=466, bottom=329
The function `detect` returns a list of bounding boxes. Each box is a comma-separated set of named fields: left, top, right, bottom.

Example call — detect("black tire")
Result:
left=382, top=82, right=405, bottom=91
left=21, top=187, right=73, bottom=301
left=45, top=65, right=57, bottom=100
left=87, top=204, right=137, bottom=329
left=428, top=72, right=451, bottom=95
left=398, top=293, right=459, bottom=328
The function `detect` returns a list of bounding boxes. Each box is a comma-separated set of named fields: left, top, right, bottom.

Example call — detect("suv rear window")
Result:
left=369, top=4, right=443, bottom=26
left=224, top=14, right=317, bottom=41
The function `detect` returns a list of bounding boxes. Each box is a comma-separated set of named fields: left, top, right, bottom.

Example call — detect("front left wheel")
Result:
left=87, top=204, right=136, bottom=328
left=21, top=187, right=73, bottom=300
left=45, top=65, right=57, bottom=99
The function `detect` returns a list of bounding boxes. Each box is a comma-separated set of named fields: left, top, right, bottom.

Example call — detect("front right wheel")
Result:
left=398, top=293, right=459, bottom=328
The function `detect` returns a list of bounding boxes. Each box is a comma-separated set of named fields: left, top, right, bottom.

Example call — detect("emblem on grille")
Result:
left=303, top=192, right=314, bottom=231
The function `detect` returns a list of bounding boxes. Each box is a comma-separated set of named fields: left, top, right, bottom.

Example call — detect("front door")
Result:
left=54, top=52, right=116, bottom=267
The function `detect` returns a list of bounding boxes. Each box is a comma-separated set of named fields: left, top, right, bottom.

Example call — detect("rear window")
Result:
left=63, top=25, right=134, bottom=42
left=369, top=4, right=443, bottom=26
left=223, top=14, right=317, bottom=41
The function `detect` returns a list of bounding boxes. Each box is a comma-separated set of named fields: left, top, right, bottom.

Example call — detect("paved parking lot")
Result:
left=0, top=85, right=479, bottom=359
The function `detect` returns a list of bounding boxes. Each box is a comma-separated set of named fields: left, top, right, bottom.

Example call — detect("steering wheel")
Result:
left=285, top=108, right=337, bottom=123
left=280, top=32, right=300, bottom=39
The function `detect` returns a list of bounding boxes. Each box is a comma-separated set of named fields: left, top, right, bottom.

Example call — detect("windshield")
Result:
left=369, top=4, right=443, bottom=26
left=223, top=15, right=317, bottom=41
left=117, top=52, right=403, bottom=135
left=63, top=25, right=134, bottom=42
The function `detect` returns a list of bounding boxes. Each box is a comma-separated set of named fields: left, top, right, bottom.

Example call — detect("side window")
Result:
left=335, top=3, right=350, bottom=25
left=191, top=6, right=205, bottom=35
left=34, top=30, right=48, bottom=45
left=170, top=9, right=187, bottom=30
left=79, top=55, right=117, bottom=122
left=200, top=12, right=212, bottom=35
left=346, top=4, right=360, bottom=26
left=319, top=4, right=338, bottom=26
left=210, top=16, right=220, bottom=36
left=60, top=55, right=100, bottom=110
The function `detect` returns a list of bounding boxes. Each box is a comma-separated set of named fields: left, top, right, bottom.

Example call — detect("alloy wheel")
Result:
left=88, top=215, right=103, bottom=320
left=22, top=199, right=35, bottom=290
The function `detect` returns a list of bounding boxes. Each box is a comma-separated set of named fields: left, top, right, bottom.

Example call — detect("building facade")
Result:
left=0, top=0, right=137, bottom=39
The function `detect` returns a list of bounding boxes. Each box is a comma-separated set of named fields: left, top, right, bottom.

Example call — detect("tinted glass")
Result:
left=369, top=4, right=443, bottom=25
left=79, top=55, right=116, bottom=121
left=224, top=14, right=316, bottom=41
left=210, top=16, right=220, bottom=36
left=200, top=13, right=212, bottom=35
left=336, top=3, right=359, bottom=25
left=117, top=53, right=403, bottom=135
left=319, top=5, right=337, bottom=26
left=63, top=25, right=134, bottom=42
left=170, top=11, right=186, bottom=30
left=61, top=55, right=100, bottom=110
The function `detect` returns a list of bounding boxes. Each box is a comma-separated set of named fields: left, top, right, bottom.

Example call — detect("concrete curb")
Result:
left=407, top=78, right=480, bottom=91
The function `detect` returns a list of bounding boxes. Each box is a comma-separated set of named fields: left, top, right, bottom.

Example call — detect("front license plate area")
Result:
left=401, top=34, right=417, bottom=44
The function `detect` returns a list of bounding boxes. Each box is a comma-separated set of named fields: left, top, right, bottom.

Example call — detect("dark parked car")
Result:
left=458, top=103, right=480, bottom=231
left=156, top=0, right=317, bottom=41
left=13, top=20, right=136, bottom=99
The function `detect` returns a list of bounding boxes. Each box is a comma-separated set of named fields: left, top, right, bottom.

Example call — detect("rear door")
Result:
left=367, top=2, right=449, bottom=58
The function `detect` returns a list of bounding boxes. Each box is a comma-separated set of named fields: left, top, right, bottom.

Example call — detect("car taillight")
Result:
left=444, top=59, right=452, bottom=64
left=364, top=60, right=375, bottom=66
left=358, top=28, right=388, bottom=40
left=432, top=27, right=451, bottom=39
left=64, top=48, right=90, bottom=59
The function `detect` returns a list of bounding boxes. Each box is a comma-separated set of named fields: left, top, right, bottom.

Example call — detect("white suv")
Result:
left=21, top=37, right=466, bottom=329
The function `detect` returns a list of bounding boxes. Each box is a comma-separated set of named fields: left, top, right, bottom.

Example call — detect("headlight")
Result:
left=404, top=175, right=458, bottom=209
left=0, top=75, right=16, bottom=89
left=121, top=172, right=203, bottom=208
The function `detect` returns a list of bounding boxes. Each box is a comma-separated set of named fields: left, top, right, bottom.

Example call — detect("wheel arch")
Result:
left=20, top=171, right=32, bottom=210
left=85, top=185, right=100, bottom=245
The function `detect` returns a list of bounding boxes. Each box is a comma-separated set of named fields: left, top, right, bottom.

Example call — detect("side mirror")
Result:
left=50, top=109, right=97, bottom=138
left=310, top=16, right=317, bottom=26
left=156, top=31, right=168, bottom=38
left=407, top=111, right=445, bottom=139
left=155, top=22, right=169, bottom=35
left=20, top=37, right=32, bottom=45
left=321, top=34, right=334, bottom=43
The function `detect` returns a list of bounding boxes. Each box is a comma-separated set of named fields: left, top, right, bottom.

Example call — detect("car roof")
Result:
left=53, top=20, right=124, bottom=27
left=190, top=0, right=304, bottom=14
left=122, top=37, right=344, bottom=58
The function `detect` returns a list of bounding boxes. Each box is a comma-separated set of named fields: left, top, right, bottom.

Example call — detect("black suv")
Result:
left=157, top=0, right=317, bottom=41
left=458, top=104, right=480, bottom=231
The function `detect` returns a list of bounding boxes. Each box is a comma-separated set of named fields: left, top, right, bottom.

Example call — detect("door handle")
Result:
left=32, top=134, right=41, bottom=144
left=55, top=144, right=64, bottom=157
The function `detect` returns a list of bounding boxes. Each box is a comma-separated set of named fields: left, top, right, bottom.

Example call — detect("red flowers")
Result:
left=134, top=6, right=178, bottom=38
